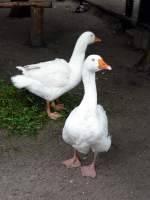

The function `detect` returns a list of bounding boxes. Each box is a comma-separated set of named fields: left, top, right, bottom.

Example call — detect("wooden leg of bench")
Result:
left=30, top=6, right=44, bottom=47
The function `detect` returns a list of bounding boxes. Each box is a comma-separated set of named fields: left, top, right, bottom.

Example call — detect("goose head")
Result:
left=69, top=32, right=101, bottom=66
left=79, top=31, right=101, bottom=45
left=78, top=31, right=101, bottom=45
left=84, top=55, right=112, bottom=72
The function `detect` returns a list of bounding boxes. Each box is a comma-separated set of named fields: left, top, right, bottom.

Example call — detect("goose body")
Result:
left=63, top=104, right=111, bottom=155
left=62, top=55, right=112, bottom=178
left=11, top=32, right=101, bottom=119
left=13, top=59, right=73, bottom=101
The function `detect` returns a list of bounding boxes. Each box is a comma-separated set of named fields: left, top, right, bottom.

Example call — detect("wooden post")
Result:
left=30, top=6, right=44, bottom=47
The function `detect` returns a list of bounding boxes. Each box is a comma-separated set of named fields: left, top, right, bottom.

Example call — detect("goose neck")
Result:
left=69, top=38, right=88, bottom=66
left=79, top=69, right=97, bottom=112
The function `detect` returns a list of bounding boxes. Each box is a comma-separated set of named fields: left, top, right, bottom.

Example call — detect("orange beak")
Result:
left=94, top=36, right=102, bottom=43
left=98, top=58, right=112, bottom=70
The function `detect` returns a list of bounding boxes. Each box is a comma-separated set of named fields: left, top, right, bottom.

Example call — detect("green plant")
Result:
left=0, top=80, right=81, bottom=136
left=0, top=80, right=48, bottom=136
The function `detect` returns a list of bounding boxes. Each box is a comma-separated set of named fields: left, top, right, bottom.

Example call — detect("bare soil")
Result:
left=0, top=1, right=150, bottom=200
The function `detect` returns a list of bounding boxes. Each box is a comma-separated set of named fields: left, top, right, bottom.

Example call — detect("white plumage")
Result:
left=12, top=59, right=71, bottom=101
left=62, top=55, right=112, bottom=178
left=11, top=32, right=101, bottom=119
left=63, top=104, right=111, bottom=154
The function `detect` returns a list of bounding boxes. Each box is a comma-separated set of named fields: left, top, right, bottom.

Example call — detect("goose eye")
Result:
left=92, top=58, right=95, bottom=61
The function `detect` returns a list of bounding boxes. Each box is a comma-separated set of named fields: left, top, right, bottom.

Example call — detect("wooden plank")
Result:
left=0, top=2, right=28, bottom=7
left=0, top=0, right=50, bottom=2
left=30, top=6, right=44, bottom=46
left=0, top=0, right=27, bottom=2
left=0, top=0, right=11, bottom=2
left=30, top=0, right=49, bottom=2
left=0, top=0, right=51, bottom=7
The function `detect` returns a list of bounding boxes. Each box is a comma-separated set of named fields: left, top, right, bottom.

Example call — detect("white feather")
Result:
left=62, top=55, right=112, bottom=155
left=11, top=75, right=32, bottom=89
left=11, top=31, right=96, bottom=102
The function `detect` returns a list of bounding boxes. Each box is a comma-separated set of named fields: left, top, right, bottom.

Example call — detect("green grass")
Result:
left=0, top=80, right=81, bottom=136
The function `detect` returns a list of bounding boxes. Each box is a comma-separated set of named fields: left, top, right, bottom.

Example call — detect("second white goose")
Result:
left=11, top=32, right=101, bottom=119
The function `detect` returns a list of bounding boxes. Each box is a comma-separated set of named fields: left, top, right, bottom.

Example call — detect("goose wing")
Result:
left=17, top=58, right=71, bottom=87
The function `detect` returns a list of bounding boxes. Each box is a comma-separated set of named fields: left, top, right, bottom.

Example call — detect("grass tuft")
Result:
left=0, top=80, right=81, bottom=136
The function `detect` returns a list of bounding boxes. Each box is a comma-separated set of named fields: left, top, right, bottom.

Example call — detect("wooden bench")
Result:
left=0, top=0, right=52, bottom=46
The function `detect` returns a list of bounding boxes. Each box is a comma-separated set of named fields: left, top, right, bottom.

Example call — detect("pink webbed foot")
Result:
left=46, top=101, right=61, bottom=120
left=81, top=164, right=96, bottom=178
left=62, top=158, right=81, bottom=168
left=47, top=111, right=61, bottom=120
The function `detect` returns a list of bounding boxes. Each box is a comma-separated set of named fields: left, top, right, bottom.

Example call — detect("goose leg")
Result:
left=81, top=152, right=97, bottom=178
left=46, top=101, right=61, bottom=120
left=54, top=98, right=65, bottom=110
left=50, top=99, right=64, bottom=111
left=62, top=150, right=81, bottom=168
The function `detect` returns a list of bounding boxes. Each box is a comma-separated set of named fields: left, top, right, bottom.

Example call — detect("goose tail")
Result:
left=11, top=75, right=31, bottom=89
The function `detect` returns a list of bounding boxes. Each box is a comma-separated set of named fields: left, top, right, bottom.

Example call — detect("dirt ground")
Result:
left=0, top=1, right=150, bottom=200
left=88, top=0, right=126, bottom=15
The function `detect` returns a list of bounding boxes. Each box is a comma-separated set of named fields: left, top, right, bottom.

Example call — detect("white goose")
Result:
left=11, top=32, right=101, bottom=120
left=62, top=55, right=112, bottom=178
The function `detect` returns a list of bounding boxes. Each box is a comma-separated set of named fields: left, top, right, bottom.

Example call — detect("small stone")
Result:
left=69, top=179, right=74, bottom=184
